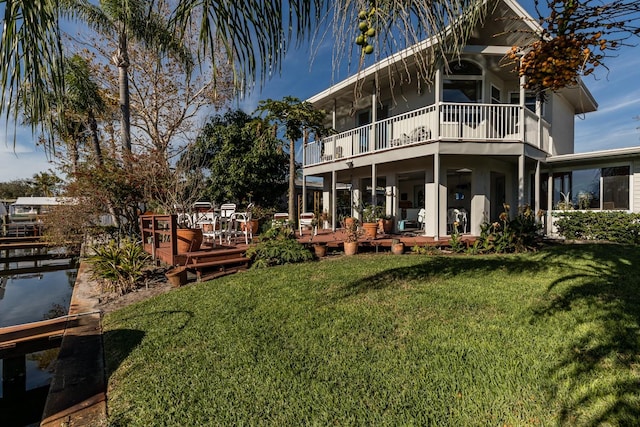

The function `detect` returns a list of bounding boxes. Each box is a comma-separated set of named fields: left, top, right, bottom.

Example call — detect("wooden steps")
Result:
left=182, top=247, right=250, bottom=281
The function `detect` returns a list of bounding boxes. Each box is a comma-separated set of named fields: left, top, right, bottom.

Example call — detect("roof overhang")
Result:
left=546, top=146, right=640, bottom=165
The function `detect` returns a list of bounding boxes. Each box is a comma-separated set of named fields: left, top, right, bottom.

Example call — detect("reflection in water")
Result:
left=1, top=247, right=78, bottom=426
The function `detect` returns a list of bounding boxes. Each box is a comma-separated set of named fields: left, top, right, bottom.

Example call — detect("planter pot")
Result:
left=176, top=228, right=203, bottom=253
left=343, top=241, right=358, bottom=256
left=380, top=218, right=394, bottom=234
left=362, top=222, right=378, bottom=239
left=165, top=267, right=187, bottom=287
left=313, top=244, right=327, bottom=258
left=344, top=217, right=356, bottom=229
left=241, top=219, right=260, bottom=234
left=391, top=242, right=405, bottom=255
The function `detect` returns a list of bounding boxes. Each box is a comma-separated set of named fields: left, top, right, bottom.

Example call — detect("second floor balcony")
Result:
left=304, top=102, right=551, bottom=167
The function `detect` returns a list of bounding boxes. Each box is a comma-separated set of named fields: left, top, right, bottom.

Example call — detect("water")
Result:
left=0, top=248, right=78, bottom=426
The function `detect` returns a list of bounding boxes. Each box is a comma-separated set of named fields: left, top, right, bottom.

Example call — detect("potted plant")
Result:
left=360, top=204, right=383, bottom=239
left=379, top=214, right=394, bottom=234
left=343, top=218, right=363, bottom=256
left=391, top=238, right=404, bottom=255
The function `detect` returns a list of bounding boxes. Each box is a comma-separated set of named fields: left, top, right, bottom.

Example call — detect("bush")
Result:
left=88, top=238, right=151, bottom=295
left=553, top=211, right=640, bottom=244
left=246, top=224, right=313, bottom=268
left=472, top=205, right=542, bottom=254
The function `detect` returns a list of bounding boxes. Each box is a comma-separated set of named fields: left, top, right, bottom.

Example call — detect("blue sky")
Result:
left=1, top=1, right=639, bottom=182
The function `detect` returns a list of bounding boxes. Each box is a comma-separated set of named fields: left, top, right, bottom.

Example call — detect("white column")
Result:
left=371, top=89, right=377, bottom=152
left=433, top=152, right=441, bottom=240
left=547, top=172, right=553, bottom=235
left=332, top=170, right=337, bottom=231
left=371, top=163, right=377, bottom=205
left=518, top=154, right=525, bottom=208
left=534, top=160, right=541, bottom=215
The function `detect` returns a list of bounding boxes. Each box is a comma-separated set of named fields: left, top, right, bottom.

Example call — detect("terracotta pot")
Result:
left=176, top=228, right=203, bottom=253
left=344, top=217, right=356, bottom=229
left=165, top=267, right=187, bottom=287
left=391, top=242, right=404, bottom=255
left=362, top=222, right=378, bottom=239
left=313, top=244, right=327, bottom=258
left=241, top=219, right=260, bottom=234
left=344, top=241, right=358, bottom=256
left=380, top=218, right=394, bottom=234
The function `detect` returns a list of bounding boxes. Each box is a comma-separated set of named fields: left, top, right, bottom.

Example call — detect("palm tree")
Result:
left=256, top=96, right=330, bottom=224
left=0, top=0, right=500, bottom=153
left=72, top=0, right=192, bottom=160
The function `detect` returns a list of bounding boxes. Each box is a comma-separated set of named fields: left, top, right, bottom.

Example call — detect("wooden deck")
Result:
left=141, top=214, right=475, bottom=283
left=296, top=228, right=473, bottom=252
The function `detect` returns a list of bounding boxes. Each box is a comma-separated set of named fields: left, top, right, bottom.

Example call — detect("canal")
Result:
left=0, top=247, right=79, bottom=427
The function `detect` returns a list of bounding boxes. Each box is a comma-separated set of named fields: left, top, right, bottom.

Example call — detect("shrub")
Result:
left=246, top=224, right=313, bottom=268
left=88, top=238, right=150, bottom=295
left=553, top=211, right=640, bottom=244
left=472, top=205, right=542, bottom=254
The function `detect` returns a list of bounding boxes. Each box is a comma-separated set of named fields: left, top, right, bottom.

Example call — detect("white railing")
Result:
left=304, top=102, right=546, bottom=166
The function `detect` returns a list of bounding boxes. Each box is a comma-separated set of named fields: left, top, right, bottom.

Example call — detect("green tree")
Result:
left=189, top=110, right=289, bottom=207
left=0, top=179, right=35, bottom=199
left=256, top=97, right=330, bottom=223
left=73, top=0, right=192, bottom=161
left=31, top=171, right=63, bottom=197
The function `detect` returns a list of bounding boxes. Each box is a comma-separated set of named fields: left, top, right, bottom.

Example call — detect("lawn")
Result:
left=103, top=244, right=640, bottom=426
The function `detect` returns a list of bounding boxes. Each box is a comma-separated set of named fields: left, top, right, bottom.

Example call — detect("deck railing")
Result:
left=304, top=102, right=550, bottom=166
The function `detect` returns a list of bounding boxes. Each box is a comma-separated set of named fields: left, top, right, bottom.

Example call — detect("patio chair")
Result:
left=298, top=212, right=317, bottom=236
left=229, top=203, right=254, bottom=244
left=203, top=203, right=235, bottom=245
left=272, top=212, right=289, bottom=227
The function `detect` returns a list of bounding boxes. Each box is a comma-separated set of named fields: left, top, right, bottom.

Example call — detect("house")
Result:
left=301, top=0, right=636, bottom=239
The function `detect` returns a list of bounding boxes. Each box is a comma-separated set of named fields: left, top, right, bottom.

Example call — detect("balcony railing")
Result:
left=304, top=102, right=550, bottom=166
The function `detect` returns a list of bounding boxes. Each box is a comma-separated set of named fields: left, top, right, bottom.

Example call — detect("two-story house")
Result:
left=301, top=0, right=639, bottom=239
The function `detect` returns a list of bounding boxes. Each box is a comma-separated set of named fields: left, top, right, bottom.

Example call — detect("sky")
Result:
left=1, top=1, right=639, bottom=183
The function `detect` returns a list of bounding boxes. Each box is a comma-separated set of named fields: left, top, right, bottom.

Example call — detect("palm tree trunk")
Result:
left=115, top=31, right=131, bottom=159
left=87, top=109, right=103, bottom=166
left=288, top=138, right=296, bottom=227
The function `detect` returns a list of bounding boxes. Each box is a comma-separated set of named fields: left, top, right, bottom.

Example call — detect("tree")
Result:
left=31, top=171, right=63, bottom=197
left=0, top=179, right=35, bottom=199
left=72, top=0, right=193, bottom=161
left=256, top=97, right=331, bottom=224
left=507, top=0, right=640, bottom=94
left=74, top=13, right=234, bottom=161
left=189, top=110, right=289, bottom=207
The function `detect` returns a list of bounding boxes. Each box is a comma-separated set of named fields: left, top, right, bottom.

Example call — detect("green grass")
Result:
left=103, top=244, right=640, bottom=426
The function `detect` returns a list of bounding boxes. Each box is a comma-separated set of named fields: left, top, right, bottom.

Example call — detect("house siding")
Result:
left=550, top=94, right=575, bottom=155
left=633, top=160, right=640, bottom=213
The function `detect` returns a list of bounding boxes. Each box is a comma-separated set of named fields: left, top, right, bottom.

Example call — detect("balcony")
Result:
left=304, top=102, right=550, bottom=166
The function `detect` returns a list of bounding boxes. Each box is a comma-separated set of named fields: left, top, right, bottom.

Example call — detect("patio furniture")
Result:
left=229, top=203, right=254, bottom=244
left=298, top=212, right=316, bottom=236
left=272, top=212, right=289, bottom=227
left=202, top=203, right=236, bottom=245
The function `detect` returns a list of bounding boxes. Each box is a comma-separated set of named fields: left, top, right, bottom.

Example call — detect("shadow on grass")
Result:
left=337, top=244, right=640, bottom=424
left=336, top=254, right=554, bottom=298
left=532, top=244, right=640, bottom=425
left=103, top=310, right=194, bottom=380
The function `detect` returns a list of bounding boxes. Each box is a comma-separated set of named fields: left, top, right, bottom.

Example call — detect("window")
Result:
left=443, top=60, right=483, bottom=104
left=551, top=166, right=630, bottom=210
left=602, top=166, right=630, bottom=210
left=491, top=85, right=501, bottom=104
left=510, top=91, right=541, bottom=113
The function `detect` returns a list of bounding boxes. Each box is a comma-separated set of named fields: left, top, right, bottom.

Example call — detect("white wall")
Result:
left=549, top=94, right=575, bottom=155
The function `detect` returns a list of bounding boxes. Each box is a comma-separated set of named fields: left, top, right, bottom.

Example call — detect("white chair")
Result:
left=229, top=203, right=254, bottom=244
left=458, top=208, right=468, bottom=233
left=417, top=208, right=426, bottom=229
left=298, top=212, right=316, bottom=236
left=272, top=212, right=289, bottom=227
left=447, top=208, right=468, bottom=234
left=205, top=203, right=235, bottom=245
